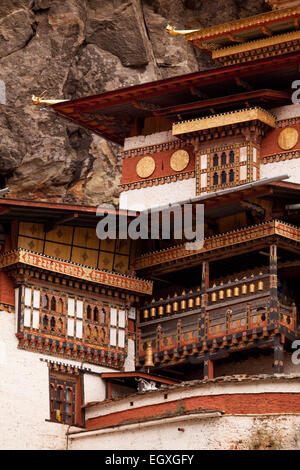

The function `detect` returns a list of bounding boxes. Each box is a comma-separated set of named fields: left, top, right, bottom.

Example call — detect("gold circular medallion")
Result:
left=170, top=150, right=190, bottom=172
left=136, top=156, right=156, bottom=179
left=278, top=127, right=299, bottom=150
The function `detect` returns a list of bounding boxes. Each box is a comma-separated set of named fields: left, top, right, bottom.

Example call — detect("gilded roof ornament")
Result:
left=166, top=24, right=200, bottom=36
left=32, top=91, right=68, bottom=106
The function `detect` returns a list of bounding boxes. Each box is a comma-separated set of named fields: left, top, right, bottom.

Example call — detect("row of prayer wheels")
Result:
left=210, top=279, right=264, bottom=302
left=142, top=289, right=201, bottom=320
left=142, top=278, right=265, bottom=320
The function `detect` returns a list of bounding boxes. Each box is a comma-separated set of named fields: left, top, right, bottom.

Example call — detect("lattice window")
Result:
left=109, top=308, right=126, bottom=348
left=100, top=308, right=106, bottom=323
left=67, top=298, right=83, bottom=339
left=49, top=374, right=76, bottom=425
left=213, top=172, right=219, bottom=186
left=93, top=306, right=99, bottom=322
left=43, top=295, right=49, bottom=309
left=23, top=287, right=40, bottom=329
left=86, top=305, right=91, bottom=320
left=50, top=296, right=56, bottom=311
left=17, top=284, right=126, bottom=367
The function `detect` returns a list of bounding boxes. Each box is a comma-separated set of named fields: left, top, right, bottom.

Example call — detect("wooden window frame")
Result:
left=48, top=370, right=84, bottom=427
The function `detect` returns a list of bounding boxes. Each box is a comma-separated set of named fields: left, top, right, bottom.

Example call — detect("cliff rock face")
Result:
left=0, top=0, right=268, bottom=205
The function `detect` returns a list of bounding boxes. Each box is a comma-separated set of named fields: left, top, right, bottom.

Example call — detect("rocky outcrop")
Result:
left=0, top=0, right=269, bottom=205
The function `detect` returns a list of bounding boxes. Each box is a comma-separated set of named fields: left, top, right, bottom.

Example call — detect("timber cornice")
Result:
left=212, top=29, right=300, bottom=59
left=172, top=107, right=276, bottom=136
left=186, top=6, right=300, bottom=42
left=0, top=248, right=153, bottom=295
left=133, top=220, right=300, bottom=271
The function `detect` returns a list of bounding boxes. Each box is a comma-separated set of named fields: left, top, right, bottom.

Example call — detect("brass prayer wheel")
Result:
left=181, top=291, right=186, bottom=310
left=234, top=286, right=239, bottom=297
left=249, top=283, right=255, bottom=293
left=158, top=299, right=164, bottom=316
left=166, top=303, right=172, bottom=314
left=242, top=284, right=247, bottom=295
left=258, top=280, right=264, bottom=291
left=188, top=291, right=194, bottom=309
left=150, top=299, right=156, bottom=318
left=143, top=309, right=149, bottom=320
left=211, top=292, right=217, bottom=302
left=150, top=307, right=156, bottom=317
left=226, top=288, right=232, bottom=298
left=219, top=290, right=224, bottom=300
left=173, top=293, right=179, bottom=312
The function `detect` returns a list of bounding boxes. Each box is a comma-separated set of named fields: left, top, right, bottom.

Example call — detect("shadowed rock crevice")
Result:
left=0, top=0, right=267, bottom=204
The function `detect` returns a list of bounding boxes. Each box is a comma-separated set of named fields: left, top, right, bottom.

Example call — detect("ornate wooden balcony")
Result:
left=140, top=270, right=272, bottom=322
left=137, top=270, right=298, bottom=371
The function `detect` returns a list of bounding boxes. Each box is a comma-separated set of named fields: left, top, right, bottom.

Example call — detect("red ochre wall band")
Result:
left=261, top=122, right=300, bottom=160
left=0, top=271, right=14, bottom=306
left=121, top=121, right=300, bottom=188
left=121, top=147, right=195, bottom=185
left=85, top=392, right=300, bottom=430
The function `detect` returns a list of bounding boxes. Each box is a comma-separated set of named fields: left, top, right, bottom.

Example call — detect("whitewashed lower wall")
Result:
left=68, top=414, right=300, bottom=450
left=83, top=375, right=300, bottom=423
left=69, top=375, right=300, bottom=450
left=0, top=310, right=67, bottom=449
left=261, top=158, right=300, bottom=185
left=0, top=310, right=116, bottom=449
left=119, top=179, right=197, bottom=211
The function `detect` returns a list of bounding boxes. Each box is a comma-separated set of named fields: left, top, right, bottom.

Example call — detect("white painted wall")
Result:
left=124, top=131, right=178, bottom=151
left=84, top=374, right=106, bottom=405
left=261, top=158, right=300, bottom=184
left=70, top=376, right=300, bottom=450
left=120, top=178, right=196, bottom=211
left=271, top=103, right=300, bottom=120
left=0, top=309, right=67, bottom=450
left=0, top=309, right=118, bottom=449
left=83, top=375, right=300, bottom=422
left=124, top=338, right=135, bottom=372
left=68, top=414, right=300, bottom=450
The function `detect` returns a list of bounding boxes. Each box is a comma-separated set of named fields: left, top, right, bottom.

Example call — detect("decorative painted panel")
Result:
left=17, top=222, right=134, bottom=275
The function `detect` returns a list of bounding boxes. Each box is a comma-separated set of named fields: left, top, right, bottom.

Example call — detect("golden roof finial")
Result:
left=166, top=24, right=201, bottom=36
left=32, top=91, right=68, bottom=106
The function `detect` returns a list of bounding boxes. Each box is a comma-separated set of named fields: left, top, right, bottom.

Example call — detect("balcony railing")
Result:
left=137, top=270, right=298, bottom=365
left=140, top=272, right=270, bottom=322
left=138, top=299, right=297, bottom=363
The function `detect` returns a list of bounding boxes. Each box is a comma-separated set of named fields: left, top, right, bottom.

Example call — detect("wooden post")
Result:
left=156, top=324, right=162, bottom=352
left=177, top=319, right=182, bottom=348
left=200, top=261, right=209, bottom=339
left=269, top=244, right=279, bottom=324
left=274, top=334, right=284, bottom=374
left=204, top=353, right=214, bottom=380
left=106, top=380, right=112, bottom=400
